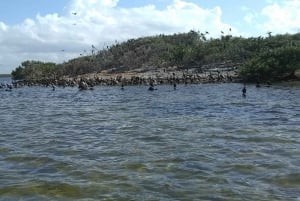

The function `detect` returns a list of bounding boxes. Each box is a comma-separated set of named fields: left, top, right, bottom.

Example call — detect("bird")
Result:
left=242, top=85, right=247, bottom=97
left=72, top=12, right=77, bottom=15
left=92, top=45, right=98, bottom=50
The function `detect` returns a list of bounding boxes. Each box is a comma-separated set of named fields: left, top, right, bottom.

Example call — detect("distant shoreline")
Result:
left=7, top=70, right=300, bottom=89
left=11, top=69, right=241, bottom=88
left=0, top=74, right=11, bottom=78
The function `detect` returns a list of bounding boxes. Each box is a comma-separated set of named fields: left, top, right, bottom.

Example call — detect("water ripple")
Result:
left=0, top=83, right=299, bottom=200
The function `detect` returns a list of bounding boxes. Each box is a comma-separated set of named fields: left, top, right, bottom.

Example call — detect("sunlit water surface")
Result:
left=0, top=80, right=300, bottom=201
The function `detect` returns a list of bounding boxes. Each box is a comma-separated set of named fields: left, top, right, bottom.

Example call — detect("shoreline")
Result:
left=12, top=69, right=241, bottom=88
left=9, top=69, right=300, bottom=89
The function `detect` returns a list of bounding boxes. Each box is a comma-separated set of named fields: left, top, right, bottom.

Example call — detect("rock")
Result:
left=294, top=69, right=300, bottom=79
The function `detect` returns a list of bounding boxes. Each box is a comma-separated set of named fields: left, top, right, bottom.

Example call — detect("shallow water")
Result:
left=0, top=81, right=300, bottom=201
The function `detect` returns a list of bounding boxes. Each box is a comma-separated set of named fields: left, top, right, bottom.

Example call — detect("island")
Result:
left=10, top=30, right=300, bottom=88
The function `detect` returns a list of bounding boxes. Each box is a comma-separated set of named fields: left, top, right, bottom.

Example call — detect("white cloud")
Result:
left=265, top=0, right=276, bottom=3
left=0, top=0, right=233, bottom=73
left=0, top=22, right=7, bottom=31
left=241, top=5, right=258, bottom=25
left=240, top=0, right=300, bottom=37
left=261, top=0, right=300, bottom=34
left=244, top=13, right=255, bottom=24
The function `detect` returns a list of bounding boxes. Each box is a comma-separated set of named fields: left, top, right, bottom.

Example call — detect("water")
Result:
left=0, top=80, right=300, bottom=201
left=0, top=76, right=12, bottom=84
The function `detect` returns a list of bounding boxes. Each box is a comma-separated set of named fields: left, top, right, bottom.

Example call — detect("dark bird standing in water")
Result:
left=242, top=85, right=247, bottom=97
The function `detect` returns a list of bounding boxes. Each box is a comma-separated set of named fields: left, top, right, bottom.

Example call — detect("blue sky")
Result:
left=0, top=0, right=300, bottom=73
left=0, top=0, right=69, bottom=24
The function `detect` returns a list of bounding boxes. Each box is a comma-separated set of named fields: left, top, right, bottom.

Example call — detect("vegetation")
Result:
left=240, top=46, right=300, bottom=82
left=11, top=31, right=300, bottom=82
left=11, top=61, right=59, bottom=80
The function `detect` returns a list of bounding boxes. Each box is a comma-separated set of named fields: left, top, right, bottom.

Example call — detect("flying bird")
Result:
left=72, top=12, right=77, bottom=15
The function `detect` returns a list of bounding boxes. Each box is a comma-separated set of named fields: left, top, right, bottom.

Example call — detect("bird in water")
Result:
left=148, top=79, right=156, bottom=91
left=242, top=85, right=247, bottom=97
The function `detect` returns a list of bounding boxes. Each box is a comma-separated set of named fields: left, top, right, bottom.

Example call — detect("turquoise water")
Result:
left=0, top=81, right=300, bottom=200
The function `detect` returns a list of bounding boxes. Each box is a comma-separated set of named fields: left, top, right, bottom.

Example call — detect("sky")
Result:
left=0, top=0, right=300, bottom=74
